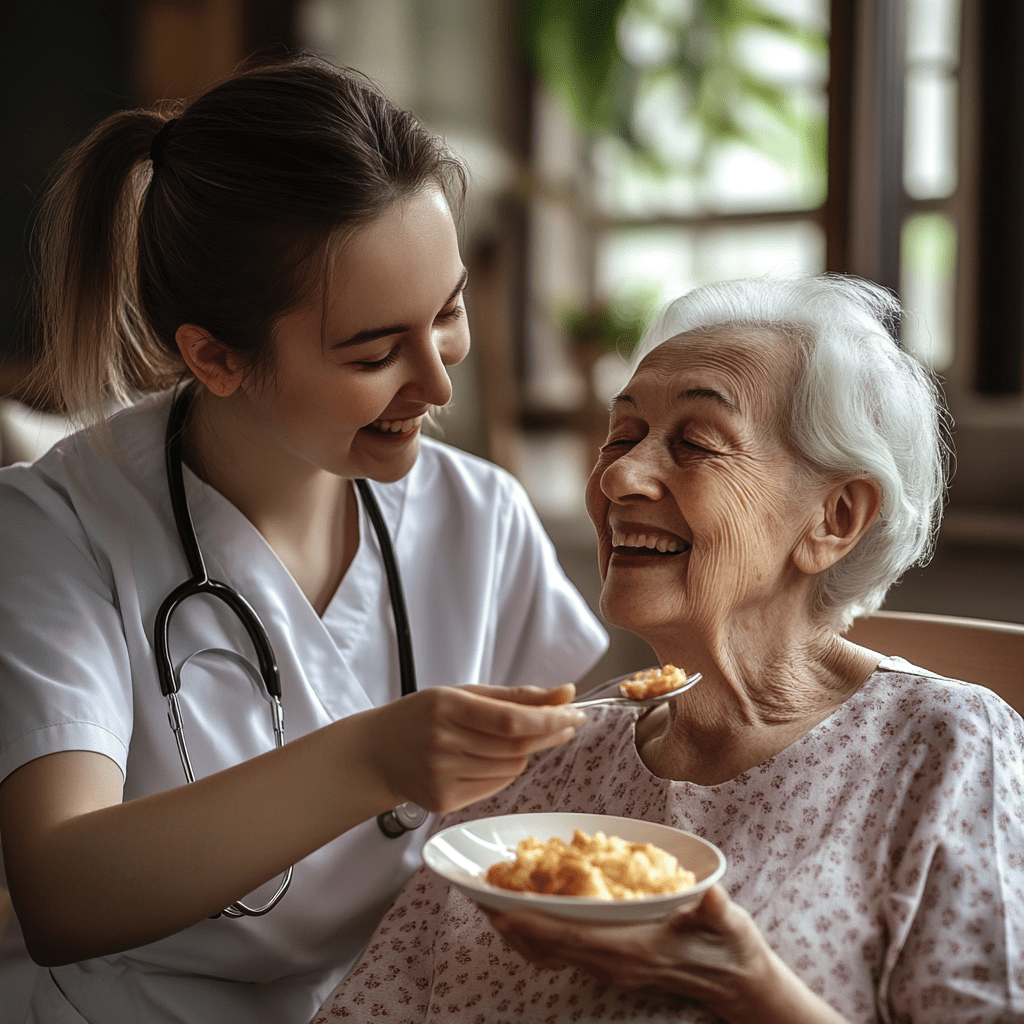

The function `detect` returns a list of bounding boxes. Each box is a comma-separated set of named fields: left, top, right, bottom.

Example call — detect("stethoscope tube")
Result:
left=355, top=479, right=416, bottom=697
left=156, top=386, right=284, bottom=704
left=354, top=478, right=428, bottom=836
left=156, top=386, right=426, bottom=919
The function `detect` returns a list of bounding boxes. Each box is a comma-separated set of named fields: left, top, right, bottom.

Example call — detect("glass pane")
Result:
left=593, top=138, right=701, bottom=217
left=906, top=0, right=961, bottom=65
left=904, top=71, right=958, bottom=198
left=900, top=213, right=957, bottom=371
left=695, top=220, right=826, bottom=280
left=701, top=93, right=827, bottom=212
left=735, top=24, right=829, bottom=85
left=592, top=0, right=828, bottom=217
left=595, top=109, right=826, bottom=216
left=759, top=0, right=829, bottom=29
left=596, top=228, right=698, bottom=309
left=596, top=220, right=826, bottom=310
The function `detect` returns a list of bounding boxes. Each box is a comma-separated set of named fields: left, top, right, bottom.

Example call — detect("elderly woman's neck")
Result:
left=638, top=627, right=880, bottom=786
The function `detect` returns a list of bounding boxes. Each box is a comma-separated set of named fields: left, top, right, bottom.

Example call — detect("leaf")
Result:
left=519, top=0, right=828, bottom=184
left=523, top=0, right=631, bottom=129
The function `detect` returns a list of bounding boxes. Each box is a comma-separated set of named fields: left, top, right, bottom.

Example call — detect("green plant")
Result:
left=562, top=292, right=656, bottom=358
left=522, top=0, right=827, bottom=182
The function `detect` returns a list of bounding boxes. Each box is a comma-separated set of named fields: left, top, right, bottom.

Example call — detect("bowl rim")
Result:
left=423, top=811, right=727, bottom=908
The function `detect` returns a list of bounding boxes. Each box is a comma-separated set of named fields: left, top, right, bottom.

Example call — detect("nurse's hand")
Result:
left=1, top=685, right=582, bottom=966
left=363, top=684, right=586, bottom=815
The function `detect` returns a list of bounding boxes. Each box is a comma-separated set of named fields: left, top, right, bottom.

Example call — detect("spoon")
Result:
left=571, top=669, right=702, bottom=708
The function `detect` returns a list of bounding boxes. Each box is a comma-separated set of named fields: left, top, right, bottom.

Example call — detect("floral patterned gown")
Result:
left=315, top=659, right=1024, bottom=1024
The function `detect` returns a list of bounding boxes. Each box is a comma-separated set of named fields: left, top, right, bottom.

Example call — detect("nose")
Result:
left=438, top=319, right=471, bottom=369
left=407, top=323, right=470, bottom=408
left=599, top=439, right=668, bottom=503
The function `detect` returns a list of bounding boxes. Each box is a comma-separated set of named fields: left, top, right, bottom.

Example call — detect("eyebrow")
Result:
left=332, top=267, right=469, bottom=348
left=611, top=386, right=740, bottom=414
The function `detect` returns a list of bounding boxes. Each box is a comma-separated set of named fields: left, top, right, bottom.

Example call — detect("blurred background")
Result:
left=1, top=0, right=1022, bottom=686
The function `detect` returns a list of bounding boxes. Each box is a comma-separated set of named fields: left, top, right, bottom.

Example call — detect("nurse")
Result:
left=0, top=55, right=607, bottom=1023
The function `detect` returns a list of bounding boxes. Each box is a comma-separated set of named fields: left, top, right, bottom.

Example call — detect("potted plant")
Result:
left=562, top=292, right=655, bottom=406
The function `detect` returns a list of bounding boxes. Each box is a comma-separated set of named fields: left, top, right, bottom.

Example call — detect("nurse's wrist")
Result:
left=326, top=706, right=406, bottom=818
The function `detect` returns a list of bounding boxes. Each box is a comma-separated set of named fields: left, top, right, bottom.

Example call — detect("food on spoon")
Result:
left=619, top=664, right=687, bottom=700
left=486, top=829, right=696, bottom=899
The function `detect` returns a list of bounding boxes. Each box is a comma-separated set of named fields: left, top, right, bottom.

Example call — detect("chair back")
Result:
left=847, top=610, right=1024, bottom=715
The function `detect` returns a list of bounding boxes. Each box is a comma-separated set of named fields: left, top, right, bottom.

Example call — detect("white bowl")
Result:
left=422, top=812, right=726, bottom=922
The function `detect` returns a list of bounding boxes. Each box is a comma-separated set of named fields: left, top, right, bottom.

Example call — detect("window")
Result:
left=900, top=0, right=961, bottom=373
left=521, top=0, right=831, bottom=516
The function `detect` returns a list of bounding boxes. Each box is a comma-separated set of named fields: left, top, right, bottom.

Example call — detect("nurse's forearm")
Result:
left=1, top=710, right=396, bottom=966
left=1, top=684, right=581, bottom=966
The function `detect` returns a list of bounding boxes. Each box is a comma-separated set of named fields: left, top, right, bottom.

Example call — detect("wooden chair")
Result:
left=847, top=610, right=1024, bottom=715
left=0, top=835, right=9, bottom=935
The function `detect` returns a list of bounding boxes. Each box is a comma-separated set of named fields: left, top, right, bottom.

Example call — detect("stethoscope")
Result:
left=153, top=385, right=427, bottom=919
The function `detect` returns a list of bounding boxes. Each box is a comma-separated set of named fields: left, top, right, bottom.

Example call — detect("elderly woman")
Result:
left=315, top=276, right=1024, bottom=1024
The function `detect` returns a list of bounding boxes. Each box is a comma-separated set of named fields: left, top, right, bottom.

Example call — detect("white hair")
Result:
left=629, top=275, right=951, bottom=631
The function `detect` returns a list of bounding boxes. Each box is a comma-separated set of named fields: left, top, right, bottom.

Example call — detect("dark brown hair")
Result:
left=29, top=53, right=466, bottom=419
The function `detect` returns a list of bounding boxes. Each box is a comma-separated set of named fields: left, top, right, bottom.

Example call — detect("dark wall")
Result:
left=977, top=2, right=1024, bottom=396
left=0, top=0, right=300, bottom=366
left=0, top=1, right=134, bottom=360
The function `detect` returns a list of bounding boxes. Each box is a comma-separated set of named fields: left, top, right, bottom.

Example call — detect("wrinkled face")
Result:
left=585, top=329, right=824, bottom=642
left=239, top=187, right=470, bottom=483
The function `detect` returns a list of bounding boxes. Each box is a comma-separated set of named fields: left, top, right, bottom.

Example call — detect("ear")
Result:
left=175, top=324, right=244, bottom=398
left=792, top=477, right=883, bottom=576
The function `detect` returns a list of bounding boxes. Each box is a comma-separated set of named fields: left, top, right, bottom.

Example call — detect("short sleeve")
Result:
left=884, top=692, right=1024, bottom=1023
left=488, top=473, right=607, bottom=689
left=0, top=474, right=133, bottom=786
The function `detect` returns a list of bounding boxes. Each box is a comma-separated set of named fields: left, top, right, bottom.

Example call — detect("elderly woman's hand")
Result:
left=486, top=886, right=850, bottom=1024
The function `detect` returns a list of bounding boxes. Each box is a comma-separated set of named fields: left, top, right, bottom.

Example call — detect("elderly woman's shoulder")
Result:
left=863, top=655, right=1023, bottom=743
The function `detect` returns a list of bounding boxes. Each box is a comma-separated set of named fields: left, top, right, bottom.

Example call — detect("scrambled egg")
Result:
left=486, top=829, right=695, bottom=899
left=619, top=664, right=687, bottom=700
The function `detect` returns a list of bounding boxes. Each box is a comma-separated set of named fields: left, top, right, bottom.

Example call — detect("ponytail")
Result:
left=27, top=54, right=466, bottom=425
left=30, top=109, right=186, bottom=422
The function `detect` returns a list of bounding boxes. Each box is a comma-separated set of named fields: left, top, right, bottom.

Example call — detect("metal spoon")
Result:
left=571, top=669, right=702, bottom=708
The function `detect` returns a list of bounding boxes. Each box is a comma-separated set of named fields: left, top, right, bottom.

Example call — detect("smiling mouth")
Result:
left=611, top=530, right=691, bottom=556
left=362, top=415, right=424, bottom=437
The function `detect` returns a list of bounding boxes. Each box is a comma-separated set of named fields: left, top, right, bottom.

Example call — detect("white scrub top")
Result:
left=0, top=393, right=607, bottom=1024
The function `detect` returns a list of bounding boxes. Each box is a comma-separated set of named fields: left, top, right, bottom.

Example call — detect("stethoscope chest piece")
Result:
left=158, top=387, right=427, bottom=920
left=377, top=802, right=428, bottom=838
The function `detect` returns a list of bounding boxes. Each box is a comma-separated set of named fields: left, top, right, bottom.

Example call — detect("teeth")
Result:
left=611, top=530, right=689, bottom=553
left=373, top=416, right=422, bottom=434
